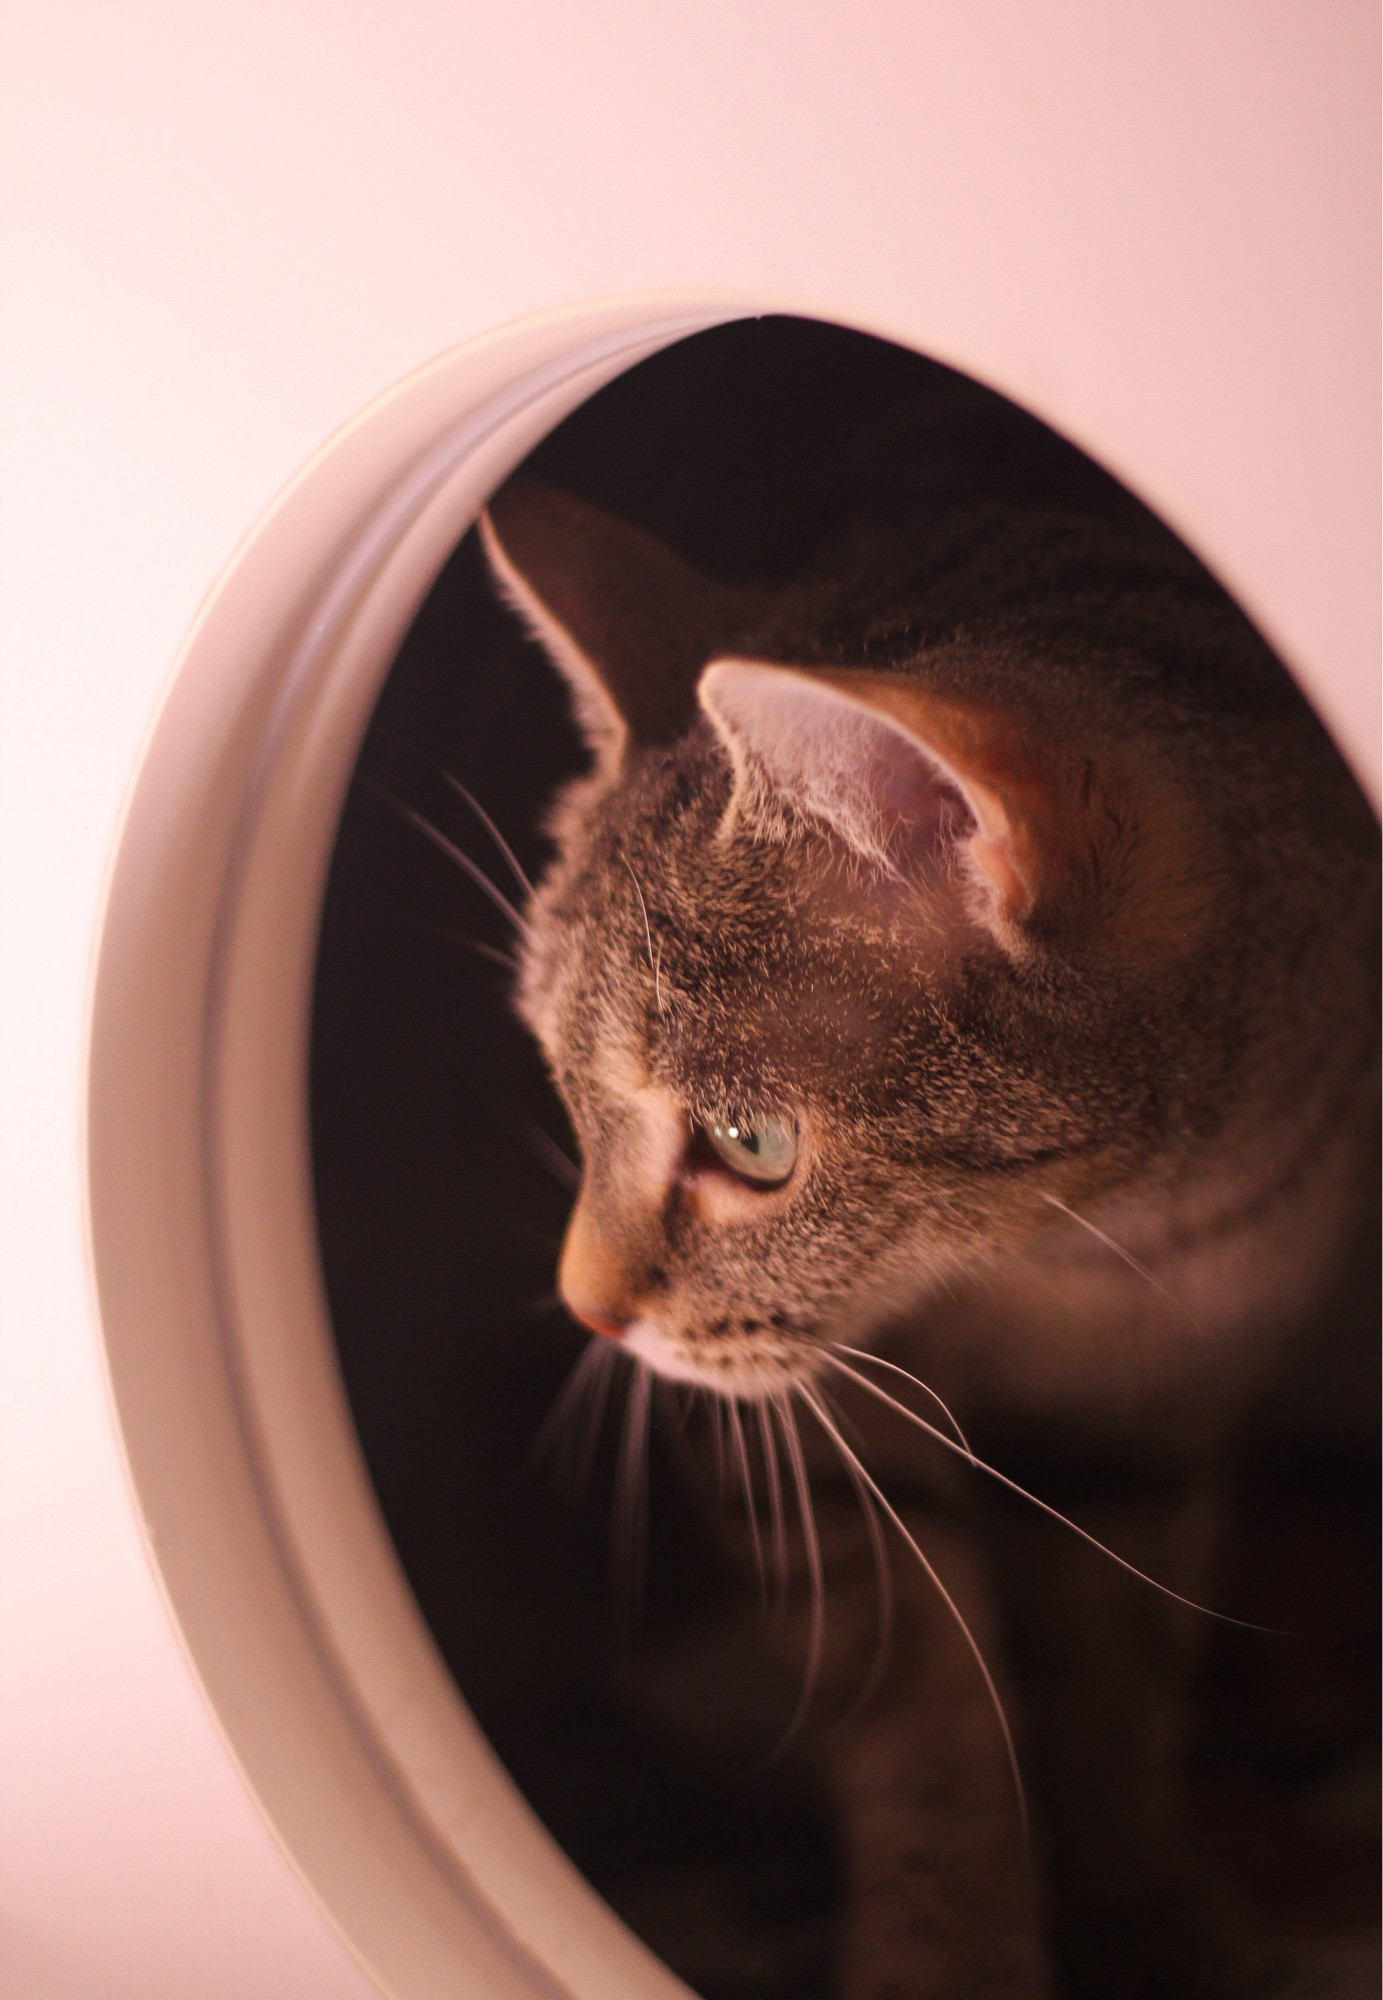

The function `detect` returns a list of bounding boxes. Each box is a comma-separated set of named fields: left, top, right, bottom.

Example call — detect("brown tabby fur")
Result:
left=479, top=456, right=1379, bottom=1999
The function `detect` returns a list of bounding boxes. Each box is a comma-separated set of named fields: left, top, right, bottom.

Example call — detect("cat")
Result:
left=475, top=437, right=1379, bottom=2000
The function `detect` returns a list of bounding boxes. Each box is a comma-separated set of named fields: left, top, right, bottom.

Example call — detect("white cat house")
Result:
left=3, top=9, right=1375, bottom=1998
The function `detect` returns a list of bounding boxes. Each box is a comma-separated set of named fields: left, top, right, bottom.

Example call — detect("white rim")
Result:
left=87, top=297, right=746, bottom=2000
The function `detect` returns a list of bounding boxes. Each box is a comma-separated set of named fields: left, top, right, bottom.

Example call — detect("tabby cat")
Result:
left=475, top=414, right=1378, bottom=2000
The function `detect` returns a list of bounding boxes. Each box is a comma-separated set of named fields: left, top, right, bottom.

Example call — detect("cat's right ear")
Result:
left=480, top=477, right=732, bottom=773
left=698, top=658, right=1193, bottom=963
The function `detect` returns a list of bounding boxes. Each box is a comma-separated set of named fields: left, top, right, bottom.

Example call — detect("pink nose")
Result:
left=569, top=1306, right=628, bottom=1341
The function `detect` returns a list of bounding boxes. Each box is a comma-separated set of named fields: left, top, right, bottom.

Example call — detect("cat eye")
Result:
left=703, top=1113, right=799, bottom=1188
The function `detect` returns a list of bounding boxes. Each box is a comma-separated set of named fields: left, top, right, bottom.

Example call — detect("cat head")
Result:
left=480, top=478, right=1211, bottom=1395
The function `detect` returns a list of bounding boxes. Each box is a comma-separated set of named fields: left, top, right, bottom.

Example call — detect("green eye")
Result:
left=704, top=1112, right=799, bottom=1187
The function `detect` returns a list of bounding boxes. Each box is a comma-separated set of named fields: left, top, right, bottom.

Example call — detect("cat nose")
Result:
left=559, top=1194, right=639, bottom=1339
left=568, top=1306, right=628, bottom=1341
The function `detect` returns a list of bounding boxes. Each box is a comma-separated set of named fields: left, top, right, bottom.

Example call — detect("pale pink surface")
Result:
left=0, top=5, right=1375, bottom=1995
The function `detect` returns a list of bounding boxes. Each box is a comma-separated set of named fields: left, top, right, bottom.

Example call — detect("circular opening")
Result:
left=91, top=304, right=1380, bottom=2000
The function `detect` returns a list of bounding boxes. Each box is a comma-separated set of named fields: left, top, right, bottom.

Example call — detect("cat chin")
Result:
left=622, top=1318, right=806, bottom=1402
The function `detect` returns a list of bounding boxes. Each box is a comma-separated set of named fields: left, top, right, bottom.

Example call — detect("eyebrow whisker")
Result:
left=621, top=855, right=665, bottom=1014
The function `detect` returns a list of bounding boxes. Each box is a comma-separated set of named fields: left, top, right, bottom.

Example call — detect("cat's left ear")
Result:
left=480, top=477, right=745, bottom=772
left=699, top=659, right=1128, bottom=953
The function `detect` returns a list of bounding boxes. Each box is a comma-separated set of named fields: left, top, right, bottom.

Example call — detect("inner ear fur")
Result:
left=481, top=476, right=751, bottom=765
left=699, top=659, right=1194, bottom=958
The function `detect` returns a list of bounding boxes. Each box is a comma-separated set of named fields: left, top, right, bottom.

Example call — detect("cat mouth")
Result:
left=621, top=1316, right=813, bottom=1399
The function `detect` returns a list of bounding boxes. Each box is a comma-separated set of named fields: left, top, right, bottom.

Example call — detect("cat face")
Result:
left=515, top=739, right=1100, bottom=1397
left=482, top=479, right=1204, bottom=1396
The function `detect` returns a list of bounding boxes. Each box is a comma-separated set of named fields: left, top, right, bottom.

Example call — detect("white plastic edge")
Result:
left=86, top=297, right=744, bottom=2000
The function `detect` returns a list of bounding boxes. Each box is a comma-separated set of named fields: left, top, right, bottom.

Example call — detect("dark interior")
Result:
left=310, top=318, right=1379, bottom=1998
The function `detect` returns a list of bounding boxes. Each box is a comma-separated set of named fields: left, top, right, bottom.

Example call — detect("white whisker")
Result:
left=1041, top=1192, right=1203, bottom=1333
left=621, top=855, right=665, bottom=1014
left=829, top=1342, right=976, bottom=1460
left=611, top=1364, right=653, bottom=1654
left=757, top=1397, right=790, bottom=1611
left=795, top=1382, right=1029, bottom=1847
left=815, top=1382, right=894, bottom=1715
left=569, top=1342, right=619, bottom=1502
left=650, top=1380, right=708, bottom=1496
left=775, top=1392, right=825, bottom=1742
left=726, top=1397, right=767, bottom=1612
left=405, top=917, right=524, bottom=976
left=393, top=799, right=534, bottom=942
left=525, top=1338, right=616, bottom=1501
left=466, top=938, right=523, bottom=974
left=707, top=1391, right=728, bottom=1495
left=441, top=773, right=535, bottom=897
left=821, top=1353, right=1275, bottom=1631
left=509, top=1109, right=581, bottom=1192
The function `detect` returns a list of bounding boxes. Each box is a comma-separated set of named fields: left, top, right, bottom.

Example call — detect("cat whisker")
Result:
left=795, top=1381, right=1030, bottom=1849
left=569, top=1342, right=620, bottom=1503
left=829, top=1343, right=976, bottom=1461
left=1040, top=1192, right=1203, bottom=1334
left=756, top=1397, right=790, bottom=1614
left=467, top=938, right=523, bottom=975
left=821, top=1353, right=1279, bottom=1633
left=620, top=855, right=665, bottom=1015
left=812, top=1374, right=870, bottom=1458
left=524, top=1336, right=617, bottom=1501
left=390, top=796, right=535, bottom=944
left=388, top=914, right=523, bottom=976
left=706, top=1390, right=729, bottom=1496
left=775, top=1391, right=825, bottom=1744
left=524, top=1335, right=604, bottom=1466
left=508, top=1108, right=581, bottom=1192
left=814, top=1381, right=894, bottom=1718
left=611, top=1362, right=653, bottom=1659
left=440, top=773, right=535, bottom=898
left=726, top=1397, right=768, bottom=1614
left=653, top=1381, right=710, bottom=1495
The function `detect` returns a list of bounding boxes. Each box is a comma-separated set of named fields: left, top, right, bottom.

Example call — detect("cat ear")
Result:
left=480, top=477, right=740, bottom=770
left=699, top=659, right=1099, bottom=948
